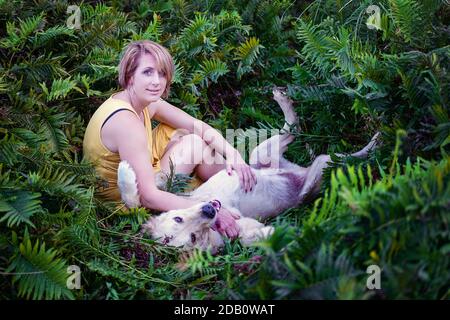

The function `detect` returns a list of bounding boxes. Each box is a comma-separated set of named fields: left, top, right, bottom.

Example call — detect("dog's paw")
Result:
left=272, top=87, right=293, bottom=108
left=239, top=225, right=275, bottom=246
left=259, top=226, right=275, bottom=238
left=363, top=132, right=382, bottom=154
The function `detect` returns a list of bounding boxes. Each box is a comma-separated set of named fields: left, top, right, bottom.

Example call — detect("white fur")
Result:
left=117, top=88, right=380, bottom=252
left=117, top=161, right=141, bottom=208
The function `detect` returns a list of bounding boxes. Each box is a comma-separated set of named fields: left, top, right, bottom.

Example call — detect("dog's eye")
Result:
left=191, top=233, right=196, bottom=244
left=173, top=216, right=183, bottom=223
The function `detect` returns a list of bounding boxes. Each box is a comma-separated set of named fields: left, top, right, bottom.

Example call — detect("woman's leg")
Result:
left=159, top=133, right=226, bottom=181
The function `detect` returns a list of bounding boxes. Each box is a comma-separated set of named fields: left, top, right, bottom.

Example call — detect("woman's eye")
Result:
left=174, top=217, right=183, bottom=223
left=143, top=69, right=154, bottom=76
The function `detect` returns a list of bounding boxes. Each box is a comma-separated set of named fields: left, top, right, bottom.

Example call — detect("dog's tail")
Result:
left=117, top=160, right=141, bottom=208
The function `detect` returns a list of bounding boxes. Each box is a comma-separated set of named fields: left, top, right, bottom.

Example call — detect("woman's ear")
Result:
left=128, top=76, right=134, bottom=87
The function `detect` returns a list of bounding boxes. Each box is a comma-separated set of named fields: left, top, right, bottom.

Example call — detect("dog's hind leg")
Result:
left=249, top=88, right=299, bottom=169
left=249, top=133, right=296, bottom=169
left=273, top=87, right=299, bottom=133
left=298, top=132, right=381, bottom=202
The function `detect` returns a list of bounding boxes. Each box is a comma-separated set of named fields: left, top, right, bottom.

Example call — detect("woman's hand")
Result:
left=226, top=152, right=257, bottom=193
left=212, top=207, right=240, bottom=239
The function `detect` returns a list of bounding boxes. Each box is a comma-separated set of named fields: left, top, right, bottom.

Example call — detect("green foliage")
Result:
left=0, top=0, right=448, bottom=300
left=7, top=230, right=74, bottom=300
left=238, top=154, right=450, bottom=299
left=235, top=37, right=264, bottom=79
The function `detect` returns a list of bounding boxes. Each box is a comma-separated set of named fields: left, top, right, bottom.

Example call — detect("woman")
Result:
left=83, top=40, right=256, bottom=239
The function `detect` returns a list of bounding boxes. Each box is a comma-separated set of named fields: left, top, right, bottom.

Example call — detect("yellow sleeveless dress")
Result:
left=83, top=95, right=202, bottom=203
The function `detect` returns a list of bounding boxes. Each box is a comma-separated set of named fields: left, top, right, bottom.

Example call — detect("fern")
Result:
left=25, top=166, right=93, bottom=209
left=388, top=0, right=422, bottom=45
left=0, top=13, right=44, bottom=49
left=178, top=13, right=217, bottom=57
left=0, top=134, right=21, bottom=167
left=86, top=259, right=147, bottom=289
left=32, top=25, right=74, bottom=48
left=15, top=53, right=68, bottom=86
left=296, top=19, right=333, bottom=75
left=0, top=190, right=42, bottom=228
left=234, top=37, right=264, bottom=79
left=213, top=9, right=251, bottom=39
left=37, top=111, right=71, bottom=156
left=132, top=13, right=163, bottom=42
left=1, top=0, right=448, bottom=300
left=44, top=77, right=82, bottom=102
left=199, top=58, right=229, bottom=87
left=7, top=231, right=74, bottom=300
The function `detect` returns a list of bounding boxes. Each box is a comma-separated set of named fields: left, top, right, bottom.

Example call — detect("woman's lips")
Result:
left=146, top=89, right=160, bottom=94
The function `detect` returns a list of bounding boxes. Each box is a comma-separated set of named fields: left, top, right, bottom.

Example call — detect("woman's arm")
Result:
left=151, top=99, right=257, bottom=192
left=101, top=111, right=197, bottom=211
left=103, top=109, right=240, bottom=237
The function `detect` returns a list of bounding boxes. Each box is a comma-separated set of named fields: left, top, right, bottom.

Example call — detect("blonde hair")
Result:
left=118, top=40, right=175, bottom=98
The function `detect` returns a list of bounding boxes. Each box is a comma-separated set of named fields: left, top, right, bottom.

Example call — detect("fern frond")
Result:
left=296, top=19, right=332, bottom=75
left=235, top=37, right=264, bottom=79
left=199, top=58, right=229, bottom=87
left=0, top=13, right=44, bottom=49
left=86, top=259, right=147, bottom=289
left=26, top=166, right=93, bottom=208
left=7, top=231, right=74, bottom=300
left=388, top=0, right=422, bottom=44
left=0, top=133, right=21, bottom=167
left=213, top=9, right=251, bottom=39
left=32, top=25, right=74, bottom=48
left=38, top=110, right=70, bottom=155
left=81, top=3, right=112, bottom=23
left=15, top=53, right=68, bottom=86
left=234, top=37, right=264, bottom=66
left=179, top=14, right=217, bottom=57
left=132, top=13, right=163, bottom=42
left=58, top=224, right=100, bottom=256
left=0, top=190, right=42, bottom=228
left=44, top=77, right=82, bottom=102
left=172, top=60, right=185, bottom=84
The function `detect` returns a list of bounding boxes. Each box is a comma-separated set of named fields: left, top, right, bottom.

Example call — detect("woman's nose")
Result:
left=150, top=72, right=160, bottom=85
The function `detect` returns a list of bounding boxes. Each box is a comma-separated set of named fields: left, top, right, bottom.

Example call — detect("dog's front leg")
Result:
left=237, top=218, right=274, bottom=246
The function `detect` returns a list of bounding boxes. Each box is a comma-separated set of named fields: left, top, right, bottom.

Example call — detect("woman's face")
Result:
left=129, top=52, right=167, bottom=105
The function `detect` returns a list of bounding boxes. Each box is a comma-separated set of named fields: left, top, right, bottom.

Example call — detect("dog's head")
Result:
left=141, top=200, right=222, bottom=250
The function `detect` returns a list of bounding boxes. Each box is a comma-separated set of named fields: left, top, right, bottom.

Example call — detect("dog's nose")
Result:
left=201, top=203, right=216, bottom=219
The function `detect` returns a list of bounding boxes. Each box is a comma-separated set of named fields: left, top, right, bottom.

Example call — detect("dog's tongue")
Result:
left=211, top=199, right=221, bottom=210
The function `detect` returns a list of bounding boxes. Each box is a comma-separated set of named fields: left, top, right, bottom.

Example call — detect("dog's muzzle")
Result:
left=201, top=200, right=221, bottom=219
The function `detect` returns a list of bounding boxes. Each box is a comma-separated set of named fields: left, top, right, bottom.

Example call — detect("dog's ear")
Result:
left=141, top=217, right=156, bottom=235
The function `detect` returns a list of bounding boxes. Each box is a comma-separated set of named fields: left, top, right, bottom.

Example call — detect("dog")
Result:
left=118, top=88, right=380, bottom=252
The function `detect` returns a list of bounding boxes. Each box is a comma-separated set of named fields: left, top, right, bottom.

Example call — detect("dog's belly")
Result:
left=188, top=170, right=241, bottom=207
left=237, top=172, right=297, bottom=219
left=189, top=169, right=303, bottom=220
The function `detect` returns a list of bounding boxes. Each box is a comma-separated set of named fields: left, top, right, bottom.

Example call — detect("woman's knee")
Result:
left=181, top=134, right=222, bottom=166
left=181, top=134, right=207, bottom=152
left=168, top=134, right=207, bottom=165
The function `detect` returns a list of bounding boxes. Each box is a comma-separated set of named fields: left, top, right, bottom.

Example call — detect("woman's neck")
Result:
left=114, top=90, right=146, bottom=115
